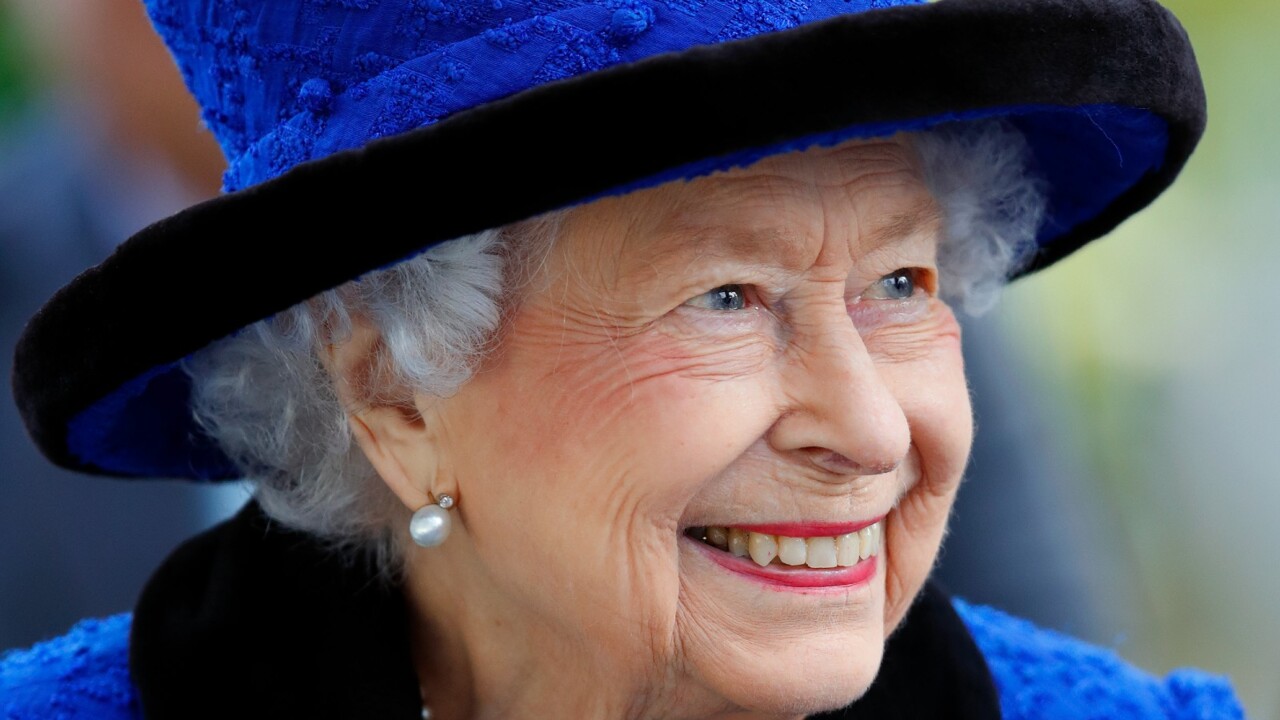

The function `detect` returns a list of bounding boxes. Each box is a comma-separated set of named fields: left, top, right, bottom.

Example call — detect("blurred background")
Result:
left=0, top=0, right=246, bottom=662
left=0, top=0, right=1275, bottom=717
left=951, top=1, right=1280, bottom=713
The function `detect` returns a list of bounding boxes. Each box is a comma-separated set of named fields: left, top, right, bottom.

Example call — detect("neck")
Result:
left=404, top=558, right=636, bottom=720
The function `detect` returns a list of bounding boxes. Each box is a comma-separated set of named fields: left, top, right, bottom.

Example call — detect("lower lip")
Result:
left=683, top=536, right=879, bottom=590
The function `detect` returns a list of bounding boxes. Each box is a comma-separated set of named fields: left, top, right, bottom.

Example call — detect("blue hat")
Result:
left=13, top=0, right=1205, bottom=479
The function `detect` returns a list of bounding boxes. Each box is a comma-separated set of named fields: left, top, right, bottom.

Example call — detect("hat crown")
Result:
left=143, top=0, right=923, bottom=191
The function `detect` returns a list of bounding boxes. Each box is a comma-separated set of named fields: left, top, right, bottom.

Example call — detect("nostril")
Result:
left=808, top=450, right=899, bottom=476
left=820, top=451, right=859, bottom=470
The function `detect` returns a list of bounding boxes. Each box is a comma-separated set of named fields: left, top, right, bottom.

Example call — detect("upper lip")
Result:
left=689, top=516, right=885, bottom=537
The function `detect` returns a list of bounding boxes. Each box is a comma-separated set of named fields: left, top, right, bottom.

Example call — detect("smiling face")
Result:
left=353, top=134, right=973, bottom=718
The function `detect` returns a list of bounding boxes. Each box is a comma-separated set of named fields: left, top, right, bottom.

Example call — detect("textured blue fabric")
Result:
left=141, top=0, right=920, bottom=193
left=0, top=602, right=1245, bottom=718
left=0, top=614, right=139, bottom=719
left=954, top=599, right=1247, bottom=720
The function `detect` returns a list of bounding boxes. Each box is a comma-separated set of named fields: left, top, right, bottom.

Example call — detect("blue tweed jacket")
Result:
left=0, top=504, right=1245, bottom=719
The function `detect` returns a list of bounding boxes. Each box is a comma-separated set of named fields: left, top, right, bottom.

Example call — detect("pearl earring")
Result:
left=409, top=493, right=454, bottom=548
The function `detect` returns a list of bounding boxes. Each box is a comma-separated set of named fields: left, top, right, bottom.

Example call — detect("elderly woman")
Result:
left=0, top=0, right=1245, bottom=718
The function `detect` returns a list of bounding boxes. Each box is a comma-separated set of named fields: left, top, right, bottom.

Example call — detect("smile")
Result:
left=682, top=519, right=884, bottom=589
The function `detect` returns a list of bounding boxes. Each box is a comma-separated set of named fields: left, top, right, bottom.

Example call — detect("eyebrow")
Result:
left=684, top=225, right=814, bottom=270
left=865, top=204, right=943, bottom=249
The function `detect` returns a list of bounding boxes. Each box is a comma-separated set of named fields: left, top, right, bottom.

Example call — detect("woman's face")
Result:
left=387, top=134, right=972, bottom=717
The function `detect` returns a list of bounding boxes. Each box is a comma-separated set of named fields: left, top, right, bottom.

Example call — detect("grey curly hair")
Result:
left=181, top=118, right=1047, bottom=578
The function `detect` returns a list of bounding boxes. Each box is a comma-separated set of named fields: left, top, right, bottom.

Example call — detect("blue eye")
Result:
left=684, top=284, right=748, bottom=311
left=865, top=269, right=916, bottom=301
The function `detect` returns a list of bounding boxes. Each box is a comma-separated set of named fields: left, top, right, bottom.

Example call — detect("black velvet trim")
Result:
left=129, top=502, right=423, bottom=719
left=13, top=0, right=1206, bottom=475
left=130, top=501, right=1000, bottom=719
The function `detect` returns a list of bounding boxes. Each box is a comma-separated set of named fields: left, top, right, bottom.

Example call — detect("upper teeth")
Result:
left=698, top=522, right=883, bottom=569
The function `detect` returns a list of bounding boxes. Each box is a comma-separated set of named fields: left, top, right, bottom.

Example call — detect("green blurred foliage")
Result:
left=0, top=2, right=36, bottom=121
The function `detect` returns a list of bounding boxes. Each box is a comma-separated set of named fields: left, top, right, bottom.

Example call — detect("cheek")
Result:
left=450, top=309, right=772, bottom=653
left=875, top=306, right=971, bottom=631
left=874, top=302, right=971, bottom=488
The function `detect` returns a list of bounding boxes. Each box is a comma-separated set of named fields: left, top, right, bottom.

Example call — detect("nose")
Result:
left=767, top=302, right=911, bottom=479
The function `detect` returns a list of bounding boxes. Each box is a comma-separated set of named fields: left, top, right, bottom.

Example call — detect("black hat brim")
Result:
left=13, top=0, right=1206, bottom=479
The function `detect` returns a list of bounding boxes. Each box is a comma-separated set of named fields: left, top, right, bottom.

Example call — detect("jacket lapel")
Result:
left=130, top=501, right=422, bottom=718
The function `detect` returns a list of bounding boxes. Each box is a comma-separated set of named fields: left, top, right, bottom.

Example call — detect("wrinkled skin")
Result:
left=330, top=134, right=973, bottom=720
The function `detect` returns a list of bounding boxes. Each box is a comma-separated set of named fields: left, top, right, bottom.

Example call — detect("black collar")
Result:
left=131, top=501, right=1001, bottom=719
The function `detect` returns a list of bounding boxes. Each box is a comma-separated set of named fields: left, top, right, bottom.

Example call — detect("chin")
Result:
left=677, top=591, right=888, bottom=718
left=703, top=630, right=886, bottom=717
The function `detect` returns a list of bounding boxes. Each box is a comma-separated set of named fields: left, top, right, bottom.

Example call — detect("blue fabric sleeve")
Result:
left=0, top=613, right=141, bottom=719
left=954, top=597, right=1246, bottom=720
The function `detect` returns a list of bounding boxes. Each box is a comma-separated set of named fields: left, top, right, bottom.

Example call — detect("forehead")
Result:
left=556, top=134, right=940, bottom=280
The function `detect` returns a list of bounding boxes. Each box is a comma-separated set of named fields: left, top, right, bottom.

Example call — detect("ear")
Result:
left=319, top=315, right=440, bottom=512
